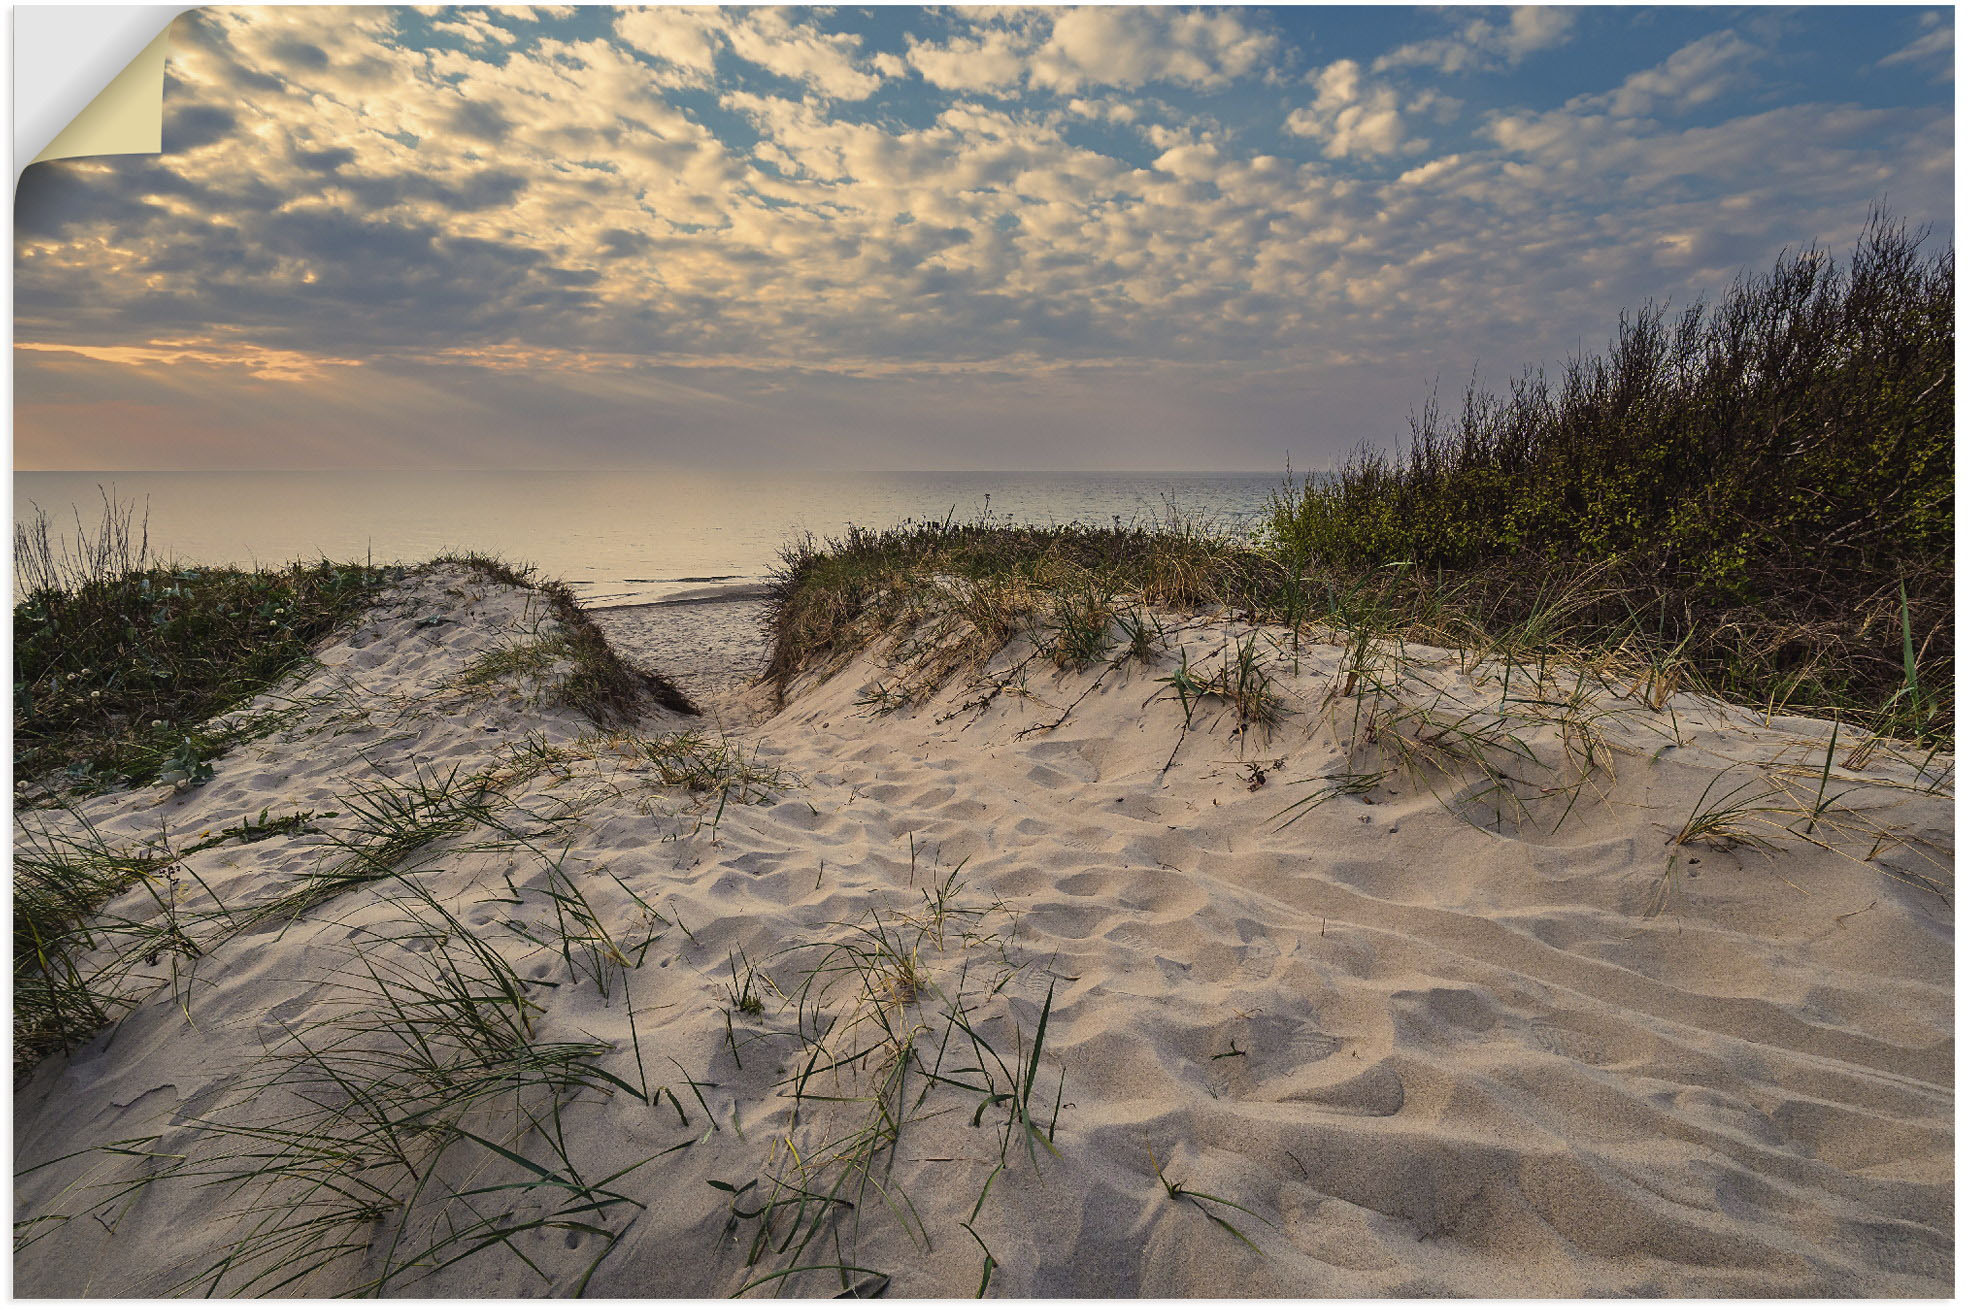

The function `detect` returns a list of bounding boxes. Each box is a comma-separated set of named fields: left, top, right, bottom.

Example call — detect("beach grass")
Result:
left=717, top=882, right=1060, bottom=1297
left=14, top=495, right=396, bottom=797
left=131, top=883, right=659, bottom=1297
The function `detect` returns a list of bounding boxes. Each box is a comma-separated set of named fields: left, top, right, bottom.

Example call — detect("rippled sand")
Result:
left=15, top=566, right=1953, bottom=1296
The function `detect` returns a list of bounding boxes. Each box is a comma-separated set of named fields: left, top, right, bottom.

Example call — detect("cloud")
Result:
left=1878, top=11, right=1953, bottom=78
left=1285, top=60, right=1413, bottom=159
left=895, top=8, right=1276, bottom=97
left=1029, top=8, right=1277, bottom=92
left=162, top=100, right=235, bottom=151
left=11, top=6, right=1956, bottom=472
left=1375, top=6, right=1577, bottom=75
left=904, top=21, right=1034, bottom=93
left=721, top=9, right=884, bottom=100
left=615, top=6, right=883, bottom=99
left=430, top=11, right=520, bottom=48
left=1571, top=29, right=1762, bottom=118
left=17, top=337, right=365, bottom=382
left=611, top=7, right=723, bottom=80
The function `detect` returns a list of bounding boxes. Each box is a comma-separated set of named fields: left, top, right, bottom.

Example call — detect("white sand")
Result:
left=14, top=565, right=1954, bottom=1296
left=590, top=595, right=768, bottom=700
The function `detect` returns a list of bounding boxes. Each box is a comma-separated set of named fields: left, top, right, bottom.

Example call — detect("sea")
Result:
left=14, top=470, right=1289, bottom=609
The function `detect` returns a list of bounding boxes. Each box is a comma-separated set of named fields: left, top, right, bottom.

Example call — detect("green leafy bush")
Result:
left=1269, top=213, right=1951, bottom=586
left=1262, top=210, right=1951, bottom=736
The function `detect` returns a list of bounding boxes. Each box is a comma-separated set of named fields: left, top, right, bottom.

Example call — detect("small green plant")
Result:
left=154, top=737, right=215, bottom=791
left=1114, top=606, right=1162, bottom=665
left=451, top=635, right=570, bottom=695
left=633, top=730, right=784, bottom=803
left=1879, top=581, right=1943, bottom=743
left=498, top=844, right=648, bottom=1000
left=1673, top=769, right=1787, bottom=854
left=1154, top=634, right=1286, bottom=734
left=1800, top=719, right=1844, bottom=838
left=1205, top=633, right=1284, bottom=731
left=178, top=808, right=319, bottom=857
left=1271, top=769, right=1393, bottom=830
left=1147, top=1145, right=1272, bottom=1254
left=724, top=948, right=769, bottom=1018
left=1044, top=583, right=1116, bottom=669
left=856, top=680, right=908, bottom=715
left=1156, top=648, right=1206, bottom=726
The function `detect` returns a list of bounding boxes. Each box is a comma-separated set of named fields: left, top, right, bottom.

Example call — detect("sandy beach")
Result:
left=590, top=589, right=770, bottom=702
left=13, top=563, right=1953, bottom=1297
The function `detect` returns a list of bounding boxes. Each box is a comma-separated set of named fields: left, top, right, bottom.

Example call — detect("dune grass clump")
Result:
left=717, top=882, right=1061, bottom=1297
left=59, top=886, right=662, bottom=1297
left=632, top=730, right=782, bottom=801
left=765, top=516, right=1268, bottom=698
left=14, top=496, right=396, bottom=796
left=1268, top=212, right=1952, bottom=738
left=11, top=810, right=247, bottom=1073
left=451, top=635, right=572, bottom=695
left=13, top=822, right=169, bottom=1068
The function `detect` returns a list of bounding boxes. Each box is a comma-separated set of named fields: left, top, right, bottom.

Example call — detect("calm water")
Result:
left=15, top=471, right=1286, bottom=607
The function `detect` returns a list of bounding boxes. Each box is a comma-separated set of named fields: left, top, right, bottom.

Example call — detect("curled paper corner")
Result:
left=19, top=8, right=184, bottom=176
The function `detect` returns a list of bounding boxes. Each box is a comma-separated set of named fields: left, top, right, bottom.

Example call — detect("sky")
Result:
left=12, top=4, right=1956, bottom=472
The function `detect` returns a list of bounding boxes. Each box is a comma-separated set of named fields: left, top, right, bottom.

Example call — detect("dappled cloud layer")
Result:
left=15, top=5, right=1955, bottom=467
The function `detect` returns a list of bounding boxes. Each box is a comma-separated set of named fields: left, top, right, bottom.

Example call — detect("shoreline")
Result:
left=585, top=580, right=772, bottom=611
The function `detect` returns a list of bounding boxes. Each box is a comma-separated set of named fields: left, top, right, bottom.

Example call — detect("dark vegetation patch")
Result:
left=1268, top=213, right=1951, bottom=739
left=14, top=494, right=397, bottom=797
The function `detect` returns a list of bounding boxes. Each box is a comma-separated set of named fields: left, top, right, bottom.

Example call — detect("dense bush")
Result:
left=1269, top=213, right=1951, bottom=588
left=1263, top=210, right=1951, bottom=735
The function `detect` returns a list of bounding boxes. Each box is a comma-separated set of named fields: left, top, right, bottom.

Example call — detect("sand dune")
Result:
left=14, top=565, right=1953, bottom=1296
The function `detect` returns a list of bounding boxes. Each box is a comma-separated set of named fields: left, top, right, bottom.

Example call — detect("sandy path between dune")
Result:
left=591, top=596, right=768, bottom=703
left=14, top=568, right=1953, bottom=1296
